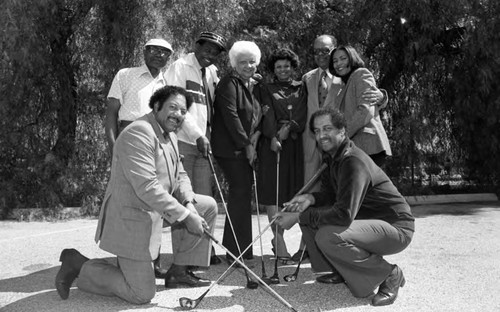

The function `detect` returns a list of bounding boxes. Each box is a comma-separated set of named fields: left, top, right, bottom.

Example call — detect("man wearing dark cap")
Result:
left=105, top=38, right=174, bottom=278
left=164, top=32, right=226, bottom=267
left=105, top=38, right=173, bottom=156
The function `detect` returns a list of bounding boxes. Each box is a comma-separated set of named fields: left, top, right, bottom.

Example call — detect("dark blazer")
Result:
left=211, top=74, right=268, bottom=159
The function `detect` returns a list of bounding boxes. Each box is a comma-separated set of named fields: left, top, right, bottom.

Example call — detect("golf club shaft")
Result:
left=234, top=162, right=329, bottom=269
left=207, top=153, right=255, bottom=286
left=272, top=150, right=280, bottom=279
left=252, top=168, right=269, bottom=279
left=205, top=229, right=296, bottom=311
left=287, top=247, right=306, bottom=281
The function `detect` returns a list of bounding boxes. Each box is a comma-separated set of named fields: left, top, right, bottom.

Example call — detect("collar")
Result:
left=319, top=68, right=333, bottom=79
left=187, top=53, right=203, bottom=71
left=147, top=112, right=170, bottom=141
left=324, top=137, right=350, bottom=163
left=139, top=64, right=166, bottom=79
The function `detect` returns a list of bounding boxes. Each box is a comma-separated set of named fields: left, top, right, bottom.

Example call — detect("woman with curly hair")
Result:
left=257, top=48, right=307, bottom=263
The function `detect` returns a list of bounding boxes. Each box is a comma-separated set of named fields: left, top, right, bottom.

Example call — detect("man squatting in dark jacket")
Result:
left=276, top=107, right=415, bottom=306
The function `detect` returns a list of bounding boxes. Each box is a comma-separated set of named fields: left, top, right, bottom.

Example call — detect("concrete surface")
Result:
left=1, top=201, right=500, bottom=312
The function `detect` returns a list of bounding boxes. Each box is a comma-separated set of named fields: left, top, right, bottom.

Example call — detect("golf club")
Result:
left=179, top=230, right=298, bottom=311
left=207, top=153, right=258, bottom=289
left=178, top=238, right=259, bottom=310
left=269, top=149, right=281, bottom=284
left=283, top=247, right=307, bottom=282
left=252, top=167, right=272, bottom=284
left=233, top=162, right=328, bottom=271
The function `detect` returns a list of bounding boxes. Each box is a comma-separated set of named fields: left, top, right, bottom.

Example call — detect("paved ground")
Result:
left=1, top=201, right=500, bottom=312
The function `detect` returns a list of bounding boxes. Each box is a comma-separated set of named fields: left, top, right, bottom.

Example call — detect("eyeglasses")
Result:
left=313, top=48, right=333, bottom=56
left=147, top=46, right=171, bottom=57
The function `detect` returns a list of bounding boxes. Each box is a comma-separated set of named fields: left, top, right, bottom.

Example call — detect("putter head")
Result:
left=283, top=274, right=297, bottom=282
left=179, top=297, right=197, bottom=310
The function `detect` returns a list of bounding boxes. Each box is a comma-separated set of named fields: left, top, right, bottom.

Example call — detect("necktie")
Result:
left=201, top=68, right=213, bottom=126
left=318, top=70, right=328, bottom=107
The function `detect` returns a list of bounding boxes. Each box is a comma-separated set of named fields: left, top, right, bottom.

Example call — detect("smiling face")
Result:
left=234, top=52, right=258, bottom=81
left=313, top=115, right=346, bottom=155
left=194, top=41, right=223, bottom=68
left=274, top=59, right=292, bottom=81
left=313, top=36, right=335, bottom=70
left=144, top=45, right=171, bottom=71
left=332, top=49, right=352, bottom=77
left=153, top=94, right=187, bottom=133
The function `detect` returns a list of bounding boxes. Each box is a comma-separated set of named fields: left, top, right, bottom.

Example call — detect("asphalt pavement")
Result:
left=1, top=201, right=500, bottom=312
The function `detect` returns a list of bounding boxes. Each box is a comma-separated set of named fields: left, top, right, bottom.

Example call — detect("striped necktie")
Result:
left=318, top=70, right=328, bottom=106
left=201, top=67, right=213, bottom=126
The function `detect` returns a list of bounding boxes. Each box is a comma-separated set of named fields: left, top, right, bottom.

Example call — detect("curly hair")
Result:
left=228, top=41, right=261, bottom=68
left=149, top=85, right=193, bottom=111
left=267, top=48, right=300, bottom=72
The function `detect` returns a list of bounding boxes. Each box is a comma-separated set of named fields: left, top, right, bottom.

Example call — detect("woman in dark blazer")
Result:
left=328, top=45, right=391, bottom=166
left=211, top=41, right=269, bottom=262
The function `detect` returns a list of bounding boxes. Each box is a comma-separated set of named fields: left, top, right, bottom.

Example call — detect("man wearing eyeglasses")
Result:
left=302, top=35, right=386, bottom=193
left=105, top=38, right=173, bottom=156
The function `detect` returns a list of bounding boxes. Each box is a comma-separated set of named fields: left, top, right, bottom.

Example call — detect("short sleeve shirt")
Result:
left=107, top=64, right=167, bottom=121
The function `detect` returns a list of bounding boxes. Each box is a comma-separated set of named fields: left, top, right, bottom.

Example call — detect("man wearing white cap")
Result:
left=164, top=32, right=227, bottom=267
left=104, top=38, right=173, bottom=278
left=105, top=38, right=173, bottom=156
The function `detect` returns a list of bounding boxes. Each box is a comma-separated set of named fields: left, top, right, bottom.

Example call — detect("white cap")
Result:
left=144, top=38, right=173, bottom=52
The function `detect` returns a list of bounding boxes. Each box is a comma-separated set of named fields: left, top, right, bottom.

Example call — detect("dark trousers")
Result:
left=216, top=157, right=253, bottom=259
left=301, top=219, right=414, bottom=297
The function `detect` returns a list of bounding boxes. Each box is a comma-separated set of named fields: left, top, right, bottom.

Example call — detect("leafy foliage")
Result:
left=1, top=0, right=499, bottom=217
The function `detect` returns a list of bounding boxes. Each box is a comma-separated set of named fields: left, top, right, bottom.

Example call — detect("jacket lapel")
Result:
left=146, top=113, right=177, bottom=193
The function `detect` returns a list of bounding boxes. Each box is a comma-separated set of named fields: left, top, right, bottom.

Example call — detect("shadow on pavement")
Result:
left=411, top=201, right=500, bottom=218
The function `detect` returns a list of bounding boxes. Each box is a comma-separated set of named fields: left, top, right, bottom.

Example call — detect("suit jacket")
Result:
left=95, top=112, right=194, bottom=261
left=331, top=68, right=392, bottom=156
left=301, top=68, right=342, bottom=188
left=211, top=74, right=268, bottom=159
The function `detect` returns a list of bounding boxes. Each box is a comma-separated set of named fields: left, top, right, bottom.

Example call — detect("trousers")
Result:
left=178, top=141, right=213, bottom=196
left=301, top=219, right=414, bottom=297
left=77, top=194, right=217, bottom=303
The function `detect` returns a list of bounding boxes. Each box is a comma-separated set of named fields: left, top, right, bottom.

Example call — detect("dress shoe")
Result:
left=210, top=254, right=222, bottom=265
left=372, top=265, right=406, bottom=306
left=210, top=246, right=221, bottom=265
left=55, top=248, right=89, bottom=300
left=165, top=264, right=211, bottom=288
left=153, top=256, right=168, bottom=279
left=291, top=249, right=309, bottom=262
left=316, top=272, right=345, bottom=284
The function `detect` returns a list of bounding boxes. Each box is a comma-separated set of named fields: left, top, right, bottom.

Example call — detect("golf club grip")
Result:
left=293, top=162, right=327, bottom=197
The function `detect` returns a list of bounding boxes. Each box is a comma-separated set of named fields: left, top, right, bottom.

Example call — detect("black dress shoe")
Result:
left=210, top=254, right=222, bottom=265
left=316, top=272, right=345, bottom=284
left=291, top=249, right=309, bottom=262
left=55, top=249, right=89, bottom=300
left=372, top=265, right=406, bottom=306
left=153, top=256, right=168, bottom=279
left=165, top=265, right=211, bottom=288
